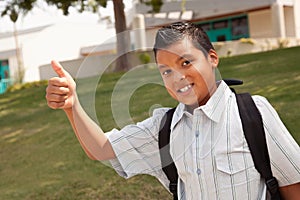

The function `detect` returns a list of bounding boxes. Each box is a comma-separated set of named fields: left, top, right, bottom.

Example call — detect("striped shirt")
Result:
left=106, top=80, right=300, bottom=200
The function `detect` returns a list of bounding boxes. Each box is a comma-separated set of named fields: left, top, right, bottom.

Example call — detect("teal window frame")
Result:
left=196, top=15, right=249, bottom=42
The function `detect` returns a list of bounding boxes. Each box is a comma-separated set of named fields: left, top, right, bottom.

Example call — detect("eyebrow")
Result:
left=176, top=54, right=193, bottom=64
left=158, top=64, right=167, bottom=69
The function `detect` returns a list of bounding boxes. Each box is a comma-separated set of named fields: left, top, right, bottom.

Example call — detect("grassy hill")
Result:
left=0, top=46, right=299, bottom=200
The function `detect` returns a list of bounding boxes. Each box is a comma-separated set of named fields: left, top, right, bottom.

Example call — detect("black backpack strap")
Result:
left=235, top=93, right=282, bottom=200
left=159, top=107, right=178, bottom=200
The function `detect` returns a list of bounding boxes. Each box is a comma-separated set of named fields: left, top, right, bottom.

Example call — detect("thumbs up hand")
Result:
left=46, top=60, right=77, bottom=110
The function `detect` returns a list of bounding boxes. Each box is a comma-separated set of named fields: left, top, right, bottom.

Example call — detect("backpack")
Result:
left=158, top=79, right=282, bottom=200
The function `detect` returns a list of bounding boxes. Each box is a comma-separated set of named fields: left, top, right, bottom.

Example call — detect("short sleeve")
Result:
left=105, top=107, right=170, bottom=188
left=253, top=95, right=300, bottom=186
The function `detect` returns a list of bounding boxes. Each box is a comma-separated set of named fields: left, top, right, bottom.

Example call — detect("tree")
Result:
left=112, top=0, right=130, bottom=71
left=1, top=0, right=164, bottom=72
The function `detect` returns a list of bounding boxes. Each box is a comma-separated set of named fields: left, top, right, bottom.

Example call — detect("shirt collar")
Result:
left=170, top=102, right=186, bottom=130
left=198, top=80, right=233, bottom=122
left=170, top=80, right=233, bottom=129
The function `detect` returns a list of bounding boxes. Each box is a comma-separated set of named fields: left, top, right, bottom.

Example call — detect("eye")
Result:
left=182, top=60, right=191, bottom=67
left=162, top=69, right=172, bottom=76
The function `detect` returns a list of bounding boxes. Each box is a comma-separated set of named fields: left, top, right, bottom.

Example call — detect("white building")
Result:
left=0, top=22, right=115, bottom=84
left=135, top=0, right=300, bottom=46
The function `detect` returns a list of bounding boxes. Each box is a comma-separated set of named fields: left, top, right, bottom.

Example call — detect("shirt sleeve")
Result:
left=253, top=95, right=300, bottom=186
left=105, top=107, right=170, bottom=188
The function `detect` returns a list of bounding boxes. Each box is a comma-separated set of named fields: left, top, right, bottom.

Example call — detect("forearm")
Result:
left=279, top=182, right=300, bottom=200
left=46, top=61, right=115, bottom=160
left=64, top=98, right=115, bottom=161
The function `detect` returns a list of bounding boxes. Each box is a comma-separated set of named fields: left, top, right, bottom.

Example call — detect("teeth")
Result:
left=179, top=84, right=192, bottom=92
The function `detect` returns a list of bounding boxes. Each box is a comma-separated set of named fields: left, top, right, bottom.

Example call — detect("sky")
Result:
left=0, top=0, right=133, bottom=33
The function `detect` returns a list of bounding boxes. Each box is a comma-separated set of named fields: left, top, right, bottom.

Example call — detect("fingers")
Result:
left=48, top=77, right=68, bottom=87
left=46, top=93, right=67, bottom=103
left=46, top=77, right=71, bottom=109
left=47, top=60, right=76, bottom=110
left=46, top=84, right=70, bottom=96
left=50, top=60, right=75, bottom=89
left=51, top=60, right=67, bottom=78
left=46, top=90, right=69, bottom=109
left=47, top=101, right=67, bottom=109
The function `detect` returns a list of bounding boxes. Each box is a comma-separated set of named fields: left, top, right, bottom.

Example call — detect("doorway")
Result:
left=0, top=60, right=10, bottom=94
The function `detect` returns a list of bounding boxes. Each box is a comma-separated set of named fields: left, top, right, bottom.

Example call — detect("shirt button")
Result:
left=195, top=130, right=199, bottom=137
left=197, top=168, right=201, bottom=175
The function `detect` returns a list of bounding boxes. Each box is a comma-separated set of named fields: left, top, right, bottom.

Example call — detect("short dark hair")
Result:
left=153, top=21, right=214, bottom=57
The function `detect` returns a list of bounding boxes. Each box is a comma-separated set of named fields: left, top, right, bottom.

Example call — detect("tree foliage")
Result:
left=1, top=0, right=164, bottom=26
left=139, top=0, right=163, bottom=13
left=1, top=0, right=36, bottom=22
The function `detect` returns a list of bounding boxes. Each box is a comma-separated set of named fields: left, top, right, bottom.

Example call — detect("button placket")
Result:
left=195, top=130, right=200, bottom=138
left=194, top=112, right=202, bottom=177
left=196, top=168, right=201, bottom=175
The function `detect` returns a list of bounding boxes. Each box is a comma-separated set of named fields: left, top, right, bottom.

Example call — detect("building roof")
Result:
left=0, top=25, right=51, bottom=39
left=135, top=0, right=296, bottom=28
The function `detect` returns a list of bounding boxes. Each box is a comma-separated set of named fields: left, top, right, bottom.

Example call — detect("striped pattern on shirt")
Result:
left=106, top=80, right=300, bottom=200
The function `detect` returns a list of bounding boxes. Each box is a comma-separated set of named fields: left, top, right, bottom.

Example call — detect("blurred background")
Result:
left=0, top=0, right=299, bottom=199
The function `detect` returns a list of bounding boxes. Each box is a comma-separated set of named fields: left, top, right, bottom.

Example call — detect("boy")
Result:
left=46, top=22, right=300, bottom=199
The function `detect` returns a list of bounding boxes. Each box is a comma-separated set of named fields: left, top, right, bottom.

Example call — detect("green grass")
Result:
left=0, top=46, right=299, bottom=199
left=219, top=46, right=300, bottom=140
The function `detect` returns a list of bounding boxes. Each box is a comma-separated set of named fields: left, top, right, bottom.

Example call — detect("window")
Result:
left=217, top=35, right=226, bottom=41
left=231, top=16, right=249, bottom=38
left=196, top=15, right=249, bottom=42
left=200, top=23, right=210, bottom=31
left=213, top=20, right=228, bottom=29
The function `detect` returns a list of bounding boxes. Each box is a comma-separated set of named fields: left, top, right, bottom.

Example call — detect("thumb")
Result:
left=51, top=60, right=68, bottom=78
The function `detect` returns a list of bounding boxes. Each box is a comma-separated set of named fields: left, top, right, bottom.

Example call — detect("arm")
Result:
left=253, top=96, right=300, bottom=199
left=46, top=60, right=115, bottom=161
left=279, top=182, right=300, bottom=200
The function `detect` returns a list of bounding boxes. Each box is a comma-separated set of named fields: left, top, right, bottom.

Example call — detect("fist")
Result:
left=46, top=60, right=76, bottom=110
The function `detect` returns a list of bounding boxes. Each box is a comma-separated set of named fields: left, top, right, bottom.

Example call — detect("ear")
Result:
left=208, top=49, right=219, bottom=68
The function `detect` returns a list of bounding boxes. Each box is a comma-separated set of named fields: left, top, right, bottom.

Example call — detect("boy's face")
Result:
left=156, top=38, right=219, bottom=108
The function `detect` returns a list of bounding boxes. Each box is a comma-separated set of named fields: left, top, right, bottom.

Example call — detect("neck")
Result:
left=186, top=81, right=219, bottom=113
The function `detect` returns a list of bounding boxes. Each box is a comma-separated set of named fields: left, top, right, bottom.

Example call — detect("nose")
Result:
left=173, top=70, right=186, bottom=81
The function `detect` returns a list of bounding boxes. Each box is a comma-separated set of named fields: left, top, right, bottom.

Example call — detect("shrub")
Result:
left=6, top=80, right=48, bottom=92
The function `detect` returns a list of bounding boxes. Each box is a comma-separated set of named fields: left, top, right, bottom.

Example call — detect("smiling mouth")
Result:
left=177, top=84, right=194, bottom=93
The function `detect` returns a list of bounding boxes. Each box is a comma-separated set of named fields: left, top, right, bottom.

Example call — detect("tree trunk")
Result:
left=13, top=23, right=24, bottom=83
left=112, top=0, right=131, bottom=71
